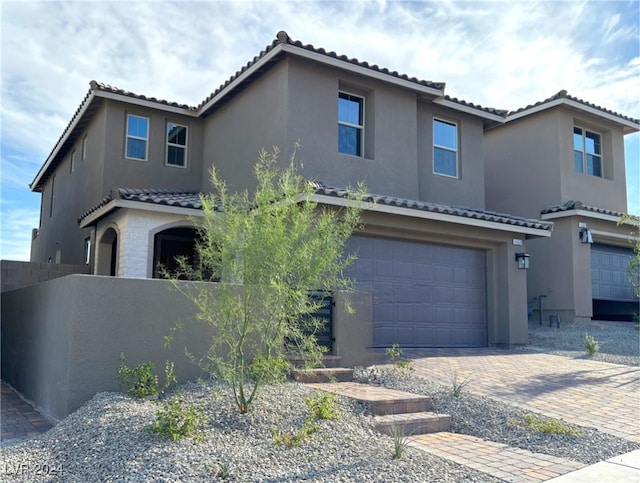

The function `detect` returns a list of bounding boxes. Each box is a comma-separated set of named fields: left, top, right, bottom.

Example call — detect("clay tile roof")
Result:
left=309, top=181, right=553, bottom=231
left=77, top=188, right=203, bottom=224
left=89, top=81, right=196, bottom=110
left=541, top=200, right=625, bottom=218
left=196, top=30, right=446, bottom=111
left=443, top=95, right=508, bottom=117
left=79, top=183, right=553, bottom=232
left=509, top=90, right=640, bottom=124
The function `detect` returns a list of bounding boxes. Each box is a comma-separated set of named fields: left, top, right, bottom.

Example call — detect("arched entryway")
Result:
left=97, top=227, right=118, bottom=276
left=152, top=227, right=199, bottom=278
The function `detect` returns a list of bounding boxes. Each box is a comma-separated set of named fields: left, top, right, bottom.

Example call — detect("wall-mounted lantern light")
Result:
left=579, top=227, right=593, bottom=244
left=515, top=252, right=530, bottom=270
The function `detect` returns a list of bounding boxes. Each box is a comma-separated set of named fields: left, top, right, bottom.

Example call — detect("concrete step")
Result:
left=291, top=367, right=354, bottom=383
left=306, top=382, right=433, bottom=415
left=287, top=354, right=343, bottom=368
left=373, top=411, right=451, bottom=436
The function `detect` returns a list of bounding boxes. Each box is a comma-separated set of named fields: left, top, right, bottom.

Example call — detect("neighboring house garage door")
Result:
left=591, top=244, right=635, bottom=301
left=346, top=236, right=487, bottom=348
left=591, top=244, right=637, bottom=321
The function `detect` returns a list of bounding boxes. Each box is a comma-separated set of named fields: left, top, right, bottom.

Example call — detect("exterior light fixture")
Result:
left=515, top=252, right=530, bottom=270
left=579, top=227, right=593, bottom=244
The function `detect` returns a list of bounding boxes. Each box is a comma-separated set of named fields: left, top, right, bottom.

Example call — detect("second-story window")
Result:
left=126, top=114, right=149, bottom=160
left=338, top=92, right=364, bottom=156
left=166, top=122, right=187, bottom=167
left=433, top=118, right=458, bottom=177
left=573, top=127, right=602, bottom=177
left=70, top=149, right=76, bottom=173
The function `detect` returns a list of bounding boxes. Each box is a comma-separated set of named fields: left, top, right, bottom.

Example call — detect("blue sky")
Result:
left=1, top=0, right=639, bottom=260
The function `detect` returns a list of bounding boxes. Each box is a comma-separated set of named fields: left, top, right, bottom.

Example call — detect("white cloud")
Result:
left=1, top=0, right=639, bottom=257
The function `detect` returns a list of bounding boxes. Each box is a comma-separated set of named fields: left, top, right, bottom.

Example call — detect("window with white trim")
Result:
left=125, top=114, right=149, bottom=160
left=166, top=122, right=187, bottom=167
left=70, top=149, right=76, bottom=173
left=573, top=126, right=602, bottom=177
left=433, top=118, right=458, bottom=177
left=338, top=92, right=364, bottom=156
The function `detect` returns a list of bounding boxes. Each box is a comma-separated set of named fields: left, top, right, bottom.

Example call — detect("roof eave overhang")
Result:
left=30, top=90, right=98, bottom=191
left=30, top=89, right=197, bottom=192
left=506, top=98, right=640, bottom=133
left=79, top=199, right=204, bottom=228
left=541, top=209, right=622, bottom=223
left=93, top=89, right=198, bottom=117
left=311, top=194, right=552, bottom=238
left=197, top=43, right=446, bottom=116
left=432, top=98, right=506, bottom=123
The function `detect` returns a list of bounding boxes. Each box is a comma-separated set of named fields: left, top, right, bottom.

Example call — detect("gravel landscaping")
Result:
left=2, top=382, right=500, bottom=482
left=520, top=319, right=640, bottom=366
left=2, top=319, right=638, bottom=481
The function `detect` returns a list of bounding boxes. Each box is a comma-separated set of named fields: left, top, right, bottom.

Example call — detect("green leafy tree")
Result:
left=172, top=146, right=364, bottom=413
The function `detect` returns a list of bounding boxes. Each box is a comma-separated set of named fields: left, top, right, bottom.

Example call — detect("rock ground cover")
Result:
left=2, top=319, right=638, bottom=481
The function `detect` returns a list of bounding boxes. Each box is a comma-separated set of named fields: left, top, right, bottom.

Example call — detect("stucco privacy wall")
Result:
left=1, top=275, right=372, bottom=422
left=0, top=260, right=90, bottom=292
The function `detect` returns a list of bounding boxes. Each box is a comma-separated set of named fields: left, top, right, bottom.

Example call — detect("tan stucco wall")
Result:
left=485, top=106, right=629, bottom=219
left=527, top=214, right=635, bottom=322
left=201, top=55, right=487, bottom=209
left=1, top=275, right=373, bottom=421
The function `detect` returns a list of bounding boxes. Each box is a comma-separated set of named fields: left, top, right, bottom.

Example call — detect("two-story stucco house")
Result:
left=485, top=91, right=639, bottom=323
left=28, top=31, right=572, bottom=350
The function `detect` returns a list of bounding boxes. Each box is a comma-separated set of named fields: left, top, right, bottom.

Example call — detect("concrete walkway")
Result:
left=401, top=348, right=640, bottom=442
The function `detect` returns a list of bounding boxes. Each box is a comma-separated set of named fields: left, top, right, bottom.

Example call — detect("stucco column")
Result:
left=488, top=241, right=529, bottom=347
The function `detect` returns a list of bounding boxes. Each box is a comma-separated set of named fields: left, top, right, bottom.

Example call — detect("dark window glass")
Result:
left=126, top=115, right=148, bottom=160
left=338, top=92, right=363, bottom=156
left=433, top=119, right=458, bottom=177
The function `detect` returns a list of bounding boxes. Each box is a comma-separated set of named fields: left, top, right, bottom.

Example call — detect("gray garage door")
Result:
left=591, top=244, right=636, bottom=301
left=346, top=236, right=487, bottom=348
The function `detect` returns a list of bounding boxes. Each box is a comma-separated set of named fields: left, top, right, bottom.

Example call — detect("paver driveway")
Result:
left=399, top=349, right=640, bottom=442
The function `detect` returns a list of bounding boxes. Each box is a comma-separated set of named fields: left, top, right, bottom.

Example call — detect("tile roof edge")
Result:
left=541, top=200, right=626, bottom=217
left=31, top=85, right=96, bottom=191
left=507, top=90, right=639, bottom=125
left=196, top=30, right=447, bottom=112
left=77, top=188, right=203, bottom=224
left=311, top=181, right=553, bottom=231
left=90, top=81, right=196, bottom=110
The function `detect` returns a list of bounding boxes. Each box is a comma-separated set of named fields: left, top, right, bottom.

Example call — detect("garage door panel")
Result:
left=348, top=236, right=487, bottom=347
left=394, top=304, right=414, bottom=322
left=434, top=286, right=453, bottom=303
left=591, top=244, right=635, bottom=302
left=413, top=264, right=435, bottom=281
left=436, top=266, right=453, bottom=283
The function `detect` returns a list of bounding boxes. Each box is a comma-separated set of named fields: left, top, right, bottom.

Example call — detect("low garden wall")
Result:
left=1, top=275, right=372, bottom=422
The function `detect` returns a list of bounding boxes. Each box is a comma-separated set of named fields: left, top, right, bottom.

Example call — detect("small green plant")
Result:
left=451, top=370, right=471, bottom=398
left=212, top=461, right=231, bottom=479
left=512, top=413, right=583, bottom=436
left=389, top=424, right=409, bottom=459
left=147, top=393, right=208, bottom=442
left=272, top=391, right=339, bottom=447
left=271, top=419, right=319, bottom=447
left=117, top=353, right=175, bottom=399
left=584, top=332, right=600, bottom=356
left=386, top=344, right=414, bottom=374
left=304, top=392, right=340, bottom=421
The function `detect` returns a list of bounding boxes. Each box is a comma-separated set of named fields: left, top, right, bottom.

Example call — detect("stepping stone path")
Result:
left=298, top=360, right=588, bottom=482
